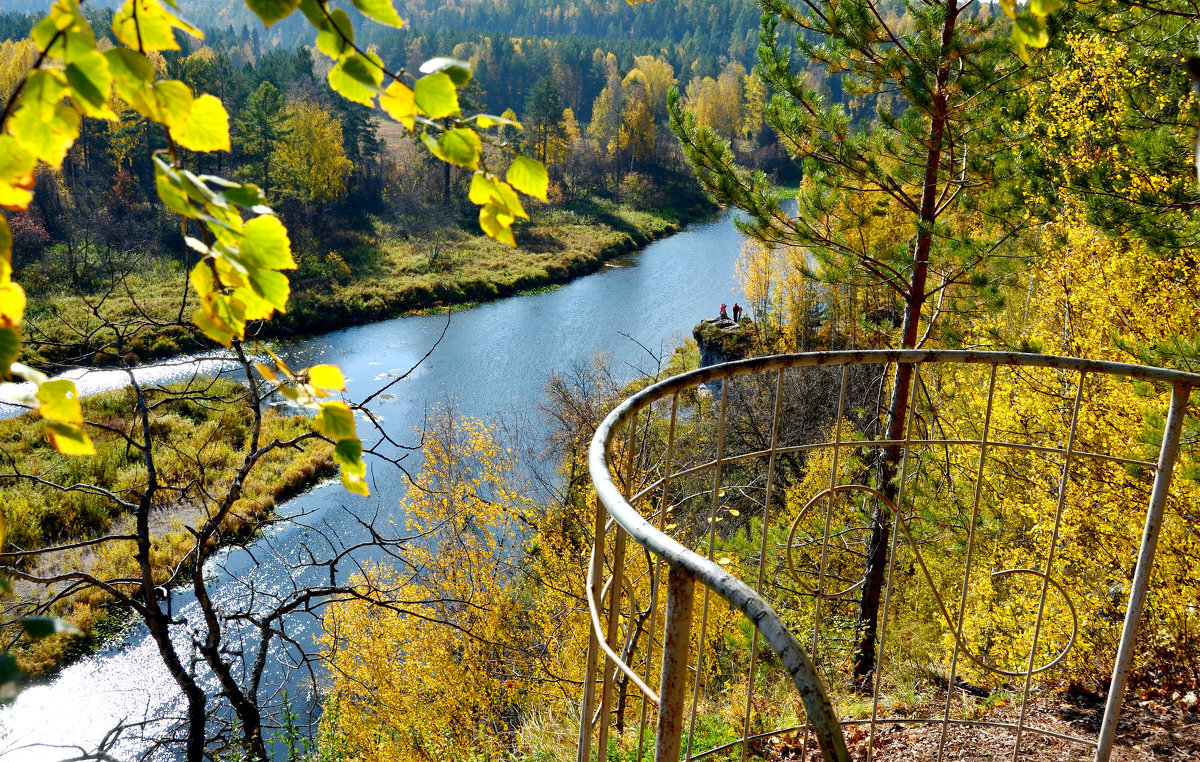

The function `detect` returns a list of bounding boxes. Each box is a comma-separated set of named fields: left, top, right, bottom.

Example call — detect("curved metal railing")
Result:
left=578, top=350, right=1198, bottom=762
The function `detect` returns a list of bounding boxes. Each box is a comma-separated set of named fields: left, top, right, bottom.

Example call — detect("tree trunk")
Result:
left=851, top=0, right=959, bottom=692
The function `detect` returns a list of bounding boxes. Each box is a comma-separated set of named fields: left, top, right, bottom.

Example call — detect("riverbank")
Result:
left=0, top=379, right=335, bottom=675
left=22, top=191, right=716, bottom=368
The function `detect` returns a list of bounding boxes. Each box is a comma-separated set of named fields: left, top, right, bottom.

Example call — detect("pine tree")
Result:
left=523, top=76, right=566, bottom=163
left=233, top=81, right=291, bottom=194
left=671, top=0, right=1029, bottom=689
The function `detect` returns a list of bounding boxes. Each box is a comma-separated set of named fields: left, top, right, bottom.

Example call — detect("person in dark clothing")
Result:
left=733, top=303, right=742, bottom=322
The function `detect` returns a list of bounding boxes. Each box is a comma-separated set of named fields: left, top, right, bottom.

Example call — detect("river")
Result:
left=0, top=206, right=759, bottom=760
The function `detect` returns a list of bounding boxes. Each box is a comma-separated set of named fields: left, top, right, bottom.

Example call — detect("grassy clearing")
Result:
left=21, top=193, right=714, bottom=367
left=0, top=379, right=335, bottom=674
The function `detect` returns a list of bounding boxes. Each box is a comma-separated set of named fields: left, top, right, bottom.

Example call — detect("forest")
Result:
left=0, top=0, right=1197, bottom=759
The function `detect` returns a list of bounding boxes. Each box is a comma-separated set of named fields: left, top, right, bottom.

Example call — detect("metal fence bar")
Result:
left=739, top=368, right=786, bottom=762
left=638, top=394, right=680, bottom=762
left=800, top=365, right=851, bottom=761
left=656, top=565, right=696, bottom=762
left=1011, top=373, right=1087, bottom=760
left=1094, top=381, right=1191, bottom=761
left=936, top=363, right=998, bottom=761
left=579, top=462, right=607, bottom=762
left=597, top=414, right=639, bottom=761
left=581, top=351, right=1200, bottom=762
left=685, top=378, right=729, bottom=760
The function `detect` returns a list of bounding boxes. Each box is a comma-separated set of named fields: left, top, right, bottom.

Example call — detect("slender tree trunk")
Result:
left=128, top=364, right=209, bottom=761
left=851, top=0, right=959, bottom=691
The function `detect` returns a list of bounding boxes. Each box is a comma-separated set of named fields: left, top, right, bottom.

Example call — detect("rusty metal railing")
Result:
left=578, top=350, right=1197, bottom=762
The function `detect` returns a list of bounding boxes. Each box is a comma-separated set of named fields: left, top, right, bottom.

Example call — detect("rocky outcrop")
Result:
left=693, top=317, right=756, bottom=368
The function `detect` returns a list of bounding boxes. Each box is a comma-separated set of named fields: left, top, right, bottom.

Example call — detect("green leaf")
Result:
left=418, top=57, right=470, bottom=86
left=308, top=364, right=346, bottom=391
left=240, top=215, right=295, bottom=269
left=334, top=438, right=368, bottom=496
left=209, top=180, right=269, bottom=212
left=64, top=50, right=115, bottom=119
left=380, top=81, right=415, bottom=128
left=1012, top=14, right=1049, bottom=49
left=44, top=420, right=96, bottom=455
left=171, top=94, right=230, bottom=152
left=1029, top=0, right=1062, bottom=14
left=37, top=379, right=84, bottom=423
left=352, top=0, right=403, bottom=26
left=112, top=0, right=177, bottom=51
left=0, top=327, right=20, bottom=380
left=479, top=203, right=516, bottom=247
left=0, top=217, right=9, bottom=265
left=0, top=653, right=19, bottom=703
left=245, top=0, right=300, bottom=26
left=468, top=173, right=526, bottom=219
left=154, top=159, right=201, bottom=219
left=9, top=103, right=80, bottom=169
left=413, top=72, right=458, bottom=119
left=314, top=400, right=357, bottom=441
left=112, top=0, right=201, bottom=51
left=0, top=574, right=12, bottom=596
left=328, top=54, right=382, bottom=107
left=297, top=0, right=324, bottom=26
left=20, top=616, right=83, bottom=640
left=472, top=113, right=521, bottom=129
left=316, top=8, right=354, bottom=60
left=506, top=156, right=548, bottom=201
left=19, top=70, right=66, bottom=121
left=423, top=127, right=480, bottom=169
left=32, top=0, right=95, bottom=61
left=104, top=47, right=155, bottom=104
left=0, top=277, right=24, bottom=330
left=0, top=136, right=37, bottom=210
left=246, top=269, right=290, bottom=313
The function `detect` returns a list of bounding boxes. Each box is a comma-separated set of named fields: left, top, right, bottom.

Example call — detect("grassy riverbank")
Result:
left=0, top=379, right=335, bottom=674
left=21, top=191, right=715, bottom=367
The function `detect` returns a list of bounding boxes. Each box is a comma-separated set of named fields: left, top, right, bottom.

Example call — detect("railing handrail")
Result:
left=585, top=349, right=1199, bottom=762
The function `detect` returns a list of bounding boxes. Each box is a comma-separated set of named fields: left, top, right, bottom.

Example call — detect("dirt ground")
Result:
left=763, top=688, right=1200, bottom=760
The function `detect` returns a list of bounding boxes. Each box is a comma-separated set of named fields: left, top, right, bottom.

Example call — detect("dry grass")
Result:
left=21, top=195, right=708, bottom=367
left=0, top=379, right=335, bottom=674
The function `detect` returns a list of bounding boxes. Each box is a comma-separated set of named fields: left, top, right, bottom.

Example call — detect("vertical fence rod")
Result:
left=800, top=365, right=851, bottom=762
left=1094, top=382, right=1191, bottom=762
left=579, top=464, right=609, bottom=762
left=597, top=414, right=639, bottom=762
left=656, top=566, right=696, bottom=762
left=637, top=395, right=680, bottom=762
left=739, top=369, right=786, bottom=762
left=866, top=365, right=923, bottom=761
left=935, top=364, right=998, bottom=762
left=684, top=378, right=730, bottom=760
left=1011, top=374, right=1087, bottom=760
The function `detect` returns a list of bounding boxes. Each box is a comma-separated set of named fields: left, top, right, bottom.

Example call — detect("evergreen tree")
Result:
left=523, top=76, right=566, bottom=163
left=671, top=0, right=1027, bottom=689
left=234, top=81, right=291, bottom=193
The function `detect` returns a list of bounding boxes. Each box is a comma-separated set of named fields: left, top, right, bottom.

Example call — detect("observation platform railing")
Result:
left=578, top=350, right=1198, bottom=762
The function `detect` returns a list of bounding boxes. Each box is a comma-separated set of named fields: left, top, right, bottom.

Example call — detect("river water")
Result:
left=0, top=206, right=757, bottom=760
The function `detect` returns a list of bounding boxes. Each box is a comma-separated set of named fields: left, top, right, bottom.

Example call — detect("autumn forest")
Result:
left=0, top=0, right=1197, bottom=759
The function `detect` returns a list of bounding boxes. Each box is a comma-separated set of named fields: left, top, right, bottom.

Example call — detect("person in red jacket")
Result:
left=720, top=303, right=728, bottom=320
left=733, top=303, right=742, bottom=322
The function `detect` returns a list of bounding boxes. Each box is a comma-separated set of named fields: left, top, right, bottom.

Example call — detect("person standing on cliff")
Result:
left=733, top=303, right=742, bottom=322
left=720, top=303, right=728, bottom=320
